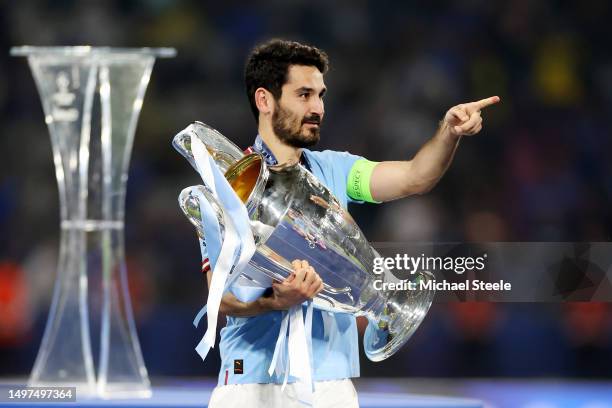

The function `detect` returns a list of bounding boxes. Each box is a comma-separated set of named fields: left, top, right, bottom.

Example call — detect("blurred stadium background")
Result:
left=0, top=0, right=611, bottom=404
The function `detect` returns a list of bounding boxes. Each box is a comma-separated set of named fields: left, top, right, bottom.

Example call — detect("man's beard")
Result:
left=272, top=103, right=321, bottom=148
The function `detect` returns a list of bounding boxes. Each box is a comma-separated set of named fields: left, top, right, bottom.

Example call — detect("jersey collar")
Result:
left=250, top=134, right=311, bottom=171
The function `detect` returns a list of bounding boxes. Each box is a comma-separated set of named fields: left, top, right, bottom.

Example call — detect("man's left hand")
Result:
left=443, top=96, right=500, bottom=137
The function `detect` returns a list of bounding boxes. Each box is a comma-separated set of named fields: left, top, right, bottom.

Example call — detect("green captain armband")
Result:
left=347, top=159, right=380, bottom=203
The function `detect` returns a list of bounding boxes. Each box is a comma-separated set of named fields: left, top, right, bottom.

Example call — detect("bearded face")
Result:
left=271, top=99, right=322, bottom=148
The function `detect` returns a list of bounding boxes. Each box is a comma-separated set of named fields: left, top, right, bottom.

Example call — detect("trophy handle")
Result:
left=178, top=185, right=225, bottom=241
left=173, top=122, right=245, bottom=174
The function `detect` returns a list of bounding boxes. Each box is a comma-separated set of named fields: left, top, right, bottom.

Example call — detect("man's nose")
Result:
left=309, top=96, right=324, bottom=117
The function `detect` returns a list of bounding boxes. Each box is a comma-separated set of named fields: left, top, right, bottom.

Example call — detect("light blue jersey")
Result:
left=208, top=139, right=365, bottom=385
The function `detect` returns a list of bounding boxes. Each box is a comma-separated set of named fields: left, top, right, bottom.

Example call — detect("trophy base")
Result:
left=363, top=271, right=435, bottom=361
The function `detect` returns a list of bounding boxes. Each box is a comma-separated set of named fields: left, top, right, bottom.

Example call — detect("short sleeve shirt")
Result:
left=217, top=147, right=364, bottom=385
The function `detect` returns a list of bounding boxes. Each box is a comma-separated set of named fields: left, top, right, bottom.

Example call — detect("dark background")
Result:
left=1, top=0, right=611, bottom=379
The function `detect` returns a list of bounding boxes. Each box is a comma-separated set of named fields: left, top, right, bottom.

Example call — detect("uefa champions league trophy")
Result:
left=174, top=122, right=434, bottom=361
left=11, top=46, right=175, bottom=398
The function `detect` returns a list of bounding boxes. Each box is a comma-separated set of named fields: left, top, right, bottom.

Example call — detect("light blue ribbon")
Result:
left=188, top=133, right=256, bottom=361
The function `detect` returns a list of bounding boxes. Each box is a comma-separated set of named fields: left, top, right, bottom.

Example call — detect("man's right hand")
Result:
left=269, top=260, right=323, bottom=310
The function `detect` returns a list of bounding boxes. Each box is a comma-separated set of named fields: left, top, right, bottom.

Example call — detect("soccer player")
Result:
left=205, top=39, right=499, bottom=408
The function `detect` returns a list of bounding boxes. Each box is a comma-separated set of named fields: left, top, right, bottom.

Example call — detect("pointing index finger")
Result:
left=471, top=96, right=501, bottom=110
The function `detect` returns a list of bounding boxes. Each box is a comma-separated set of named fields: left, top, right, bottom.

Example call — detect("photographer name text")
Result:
left=373, top=279, right=511, bottom=292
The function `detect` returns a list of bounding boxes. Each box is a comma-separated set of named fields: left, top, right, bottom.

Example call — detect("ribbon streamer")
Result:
left=189, top=133, right=256, bottom=360
left=268, top=302, right=314, bottom=406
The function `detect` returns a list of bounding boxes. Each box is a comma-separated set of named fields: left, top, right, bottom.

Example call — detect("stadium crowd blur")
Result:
left=1, top=1, right=611, bottom=379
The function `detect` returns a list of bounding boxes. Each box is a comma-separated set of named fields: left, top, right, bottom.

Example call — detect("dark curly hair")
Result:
left=244, top=39, right=329, bottom=123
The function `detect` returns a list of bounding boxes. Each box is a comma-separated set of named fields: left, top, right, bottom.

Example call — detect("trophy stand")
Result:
left=11, top=46, right=175, bottom=398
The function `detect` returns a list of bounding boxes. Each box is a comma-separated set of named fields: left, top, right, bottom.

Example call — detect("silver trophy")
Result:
left=11, top=46, right=175, bottom=397
left=174, top=122, right=434, bottom=361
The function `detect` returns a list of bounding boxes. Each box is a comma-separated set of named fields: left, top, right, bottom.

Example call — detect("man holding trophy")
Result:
left=194, top=39, right=500, bottom=407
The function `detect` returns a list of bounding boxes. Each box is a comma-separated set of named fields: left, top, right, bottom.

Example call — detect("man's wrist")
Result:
left=438, top=120, right=462, bottom=144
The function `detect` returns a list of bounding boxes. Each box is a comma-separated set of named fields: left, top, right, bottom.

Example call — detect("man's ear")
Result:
left=255, top=87, right=274, bottom=117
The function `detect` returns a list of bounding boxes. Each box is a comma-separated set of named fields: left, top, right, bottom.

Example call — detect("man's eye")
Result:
left=300, top=93, right=309, bottom=99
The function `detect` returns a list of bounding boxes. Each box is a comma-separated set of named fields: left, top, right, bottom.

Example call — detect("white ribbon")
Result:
left=269, top=310, right=289, bottom=379
left=190, top=134, right=256, bottom=361
left=268, top=301, right=314, bottom=406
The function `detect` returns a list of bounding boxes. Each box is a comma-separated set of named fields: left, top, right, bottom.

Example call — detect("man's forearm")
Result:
left=408, top=121, right=461, bottom=191
left=206, top=266, right=320, bottom=318
left=219, top=292, right=280, bottom=317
